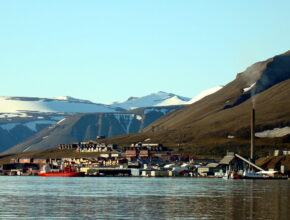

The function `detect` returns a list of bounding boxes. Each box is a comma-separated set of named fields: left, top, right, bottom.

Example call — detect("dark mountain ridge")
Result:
left=4, top=105, right=183, bottom=153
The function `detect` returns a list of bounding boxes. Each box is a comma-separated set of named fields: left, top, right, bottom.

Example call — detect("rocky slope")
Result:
left=4, top=105, right=183, bottom=153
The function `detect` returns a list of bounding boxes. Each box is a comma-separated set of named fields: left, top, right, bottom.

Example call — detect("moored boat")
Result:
left=222, top=170, right=242, bottom=179
left=38, top=166, right=84, bottom=177
left=242, top=171, right=270, bottom=179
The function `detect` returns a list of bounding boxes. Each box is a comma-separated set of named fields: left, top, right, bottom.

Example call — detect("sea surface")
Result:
left=0, top=177, right=289, bottom=220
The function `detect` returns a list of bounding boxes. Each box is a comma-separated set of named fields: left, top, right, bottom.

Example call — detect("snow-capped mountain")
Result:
left=53, top=96, right=93, bottom=103
left=111, top=91, right=191, bottom=110
left=187, top=86, right=223, bottom=104
left=0, top=96, right=124, bottom=152
left=0, top=96, right=121, bottom=115
left=0, top=88, right=222, bottom=153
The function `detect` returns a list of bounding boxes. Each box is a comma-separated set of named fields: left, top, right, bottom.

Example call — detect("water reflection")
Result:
left=0, top=177, right=289, bottom=219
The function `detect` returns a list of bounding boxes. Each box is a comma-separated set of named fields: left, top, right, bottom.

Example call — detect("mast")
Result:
left=250, top=108, right=255, bottom=161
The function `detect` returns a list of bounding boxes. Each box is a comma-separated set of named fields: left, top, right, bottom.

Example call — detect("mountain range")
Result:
left=0, top=86, right=225, bottom=153
left=0, top=96, right=122, bottom=152
left=111, top=91, right=191, bottom=109
left=1, top=89, right=222, bottom=153
left=4, top=105, right=183, bottom=153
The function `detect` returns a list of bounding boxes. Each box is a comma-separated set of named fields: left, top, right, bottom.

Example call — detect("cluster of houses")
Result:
left=58, top=142, right=117, bottom=152
left=1, top=141, right=289, bottom=178
left=1, top=158, right=49, bottom=176
left=0, top=154, right=230, bottom=177
left=274, top=150, right=290, bottom=156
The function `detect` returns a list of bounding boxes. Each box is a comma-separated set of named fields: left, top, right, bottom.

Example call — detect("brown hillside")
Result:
left=104, top=51, right=290, bottom=156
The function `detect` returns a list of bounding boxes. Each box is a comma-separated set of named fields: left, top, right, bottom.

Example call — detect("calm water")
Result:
left=0, top=177, right=289, bottom=220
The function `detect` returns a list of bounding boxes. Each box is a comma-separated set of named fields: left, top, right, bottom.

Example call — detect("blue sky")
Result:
left=0, top=1, right=290, bottom=103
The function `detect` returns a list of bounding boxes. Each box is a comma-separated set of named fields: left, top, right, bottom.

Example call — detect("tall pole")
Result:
left=250, top=108, right=255, bottom=161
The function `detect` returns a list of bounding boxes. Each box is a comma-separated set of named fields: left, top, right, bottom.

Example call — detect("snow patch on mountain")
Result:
left=187, top=86, right=223, bottom=104
left=54, top=96, right=92, bottom=103
left=136, top=115, right=142, bottom=120
left=243, top=83, right=256, bottom=93
left=255, top=127, right=290, bottom=138
left=156, top=96, right=189, bottom=106
left=56, top=118, right=66, bottom=124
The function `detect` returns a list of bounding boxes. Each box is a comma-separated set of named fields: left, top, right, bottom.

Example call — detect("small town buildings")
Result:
left=218, top=152, right=242, bottom=171
left=10, top=158, right=47, bottom=165
left=125, top=143, right=167, bottom=151
left=2, top=162, right=39, bottom=176
left=139, top=150, right=150, bottom=158
left=19, top=158, right=32, bottom=163
left=125, top=150, right=137, bottom=158
left=150, top=170, right=169, bottom=177
left=131, top=168, right=141, bottom=176
left=58, top=142, right=117, bottom=152
left=273, top=150, right=290, bottom=156
left=76, top=143, right=117, bottom=152
left=33, top=159, right=47, bottom=164
left=141, top=170, right=151, bottom=177
left=58, top=144, right=79, bottom=150
left=197, top=166, right=220, bottom=176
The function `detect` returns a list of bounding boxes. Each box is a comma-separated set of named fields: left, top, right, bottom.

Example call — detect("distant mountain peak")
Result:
left=54, top=96, right=76, bottom=100
left=112, top=91, right=191, bottom=110
left=126, top=97, right=138, bottom=102
left=155, top=91, right=169, bottom=94
left=53, top=96, right=92, bottom=103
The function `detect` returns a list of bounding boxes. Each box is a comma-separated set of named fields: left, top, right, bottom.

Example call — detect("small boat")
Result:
left=222, top=167, right=242, bottom=180
left=223, top=171, right=243, bottom=179
left=38, top=166, right=84, bottom=177
left=242, top=170, right=270, bottom=179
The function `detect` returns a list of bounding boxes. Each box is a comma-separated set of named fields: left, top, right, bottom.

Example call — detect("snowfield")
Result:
left=187, top=86, right=223, bottom=104
left=255, top=127, right=290, bottom=138
left=111, top=91, right=190, bottom=110
left=156, top=96, right=189, bottom=106
left=0, top=96, right=119, bottom=114
left=0, top=87, right=223, bottom=116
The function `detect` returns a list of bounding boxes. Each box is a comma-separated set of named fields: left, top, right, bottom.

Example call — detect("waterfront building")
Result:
left=58, top=142, right=117, bottom=152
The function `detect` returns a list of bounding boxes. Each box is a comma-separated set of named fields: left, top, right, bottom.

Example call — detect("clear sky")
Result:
left=0, top=1, right=290, bottom=104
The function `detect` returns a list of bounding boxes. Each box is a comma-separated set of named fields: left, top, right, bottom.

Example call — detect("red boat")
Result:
left=38, top=167, right=84, bottom=177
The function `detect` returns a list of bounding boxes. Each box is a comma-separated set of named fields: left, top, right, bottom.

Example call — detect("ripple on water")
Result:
left=0, top=177, right=289, bottom=220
